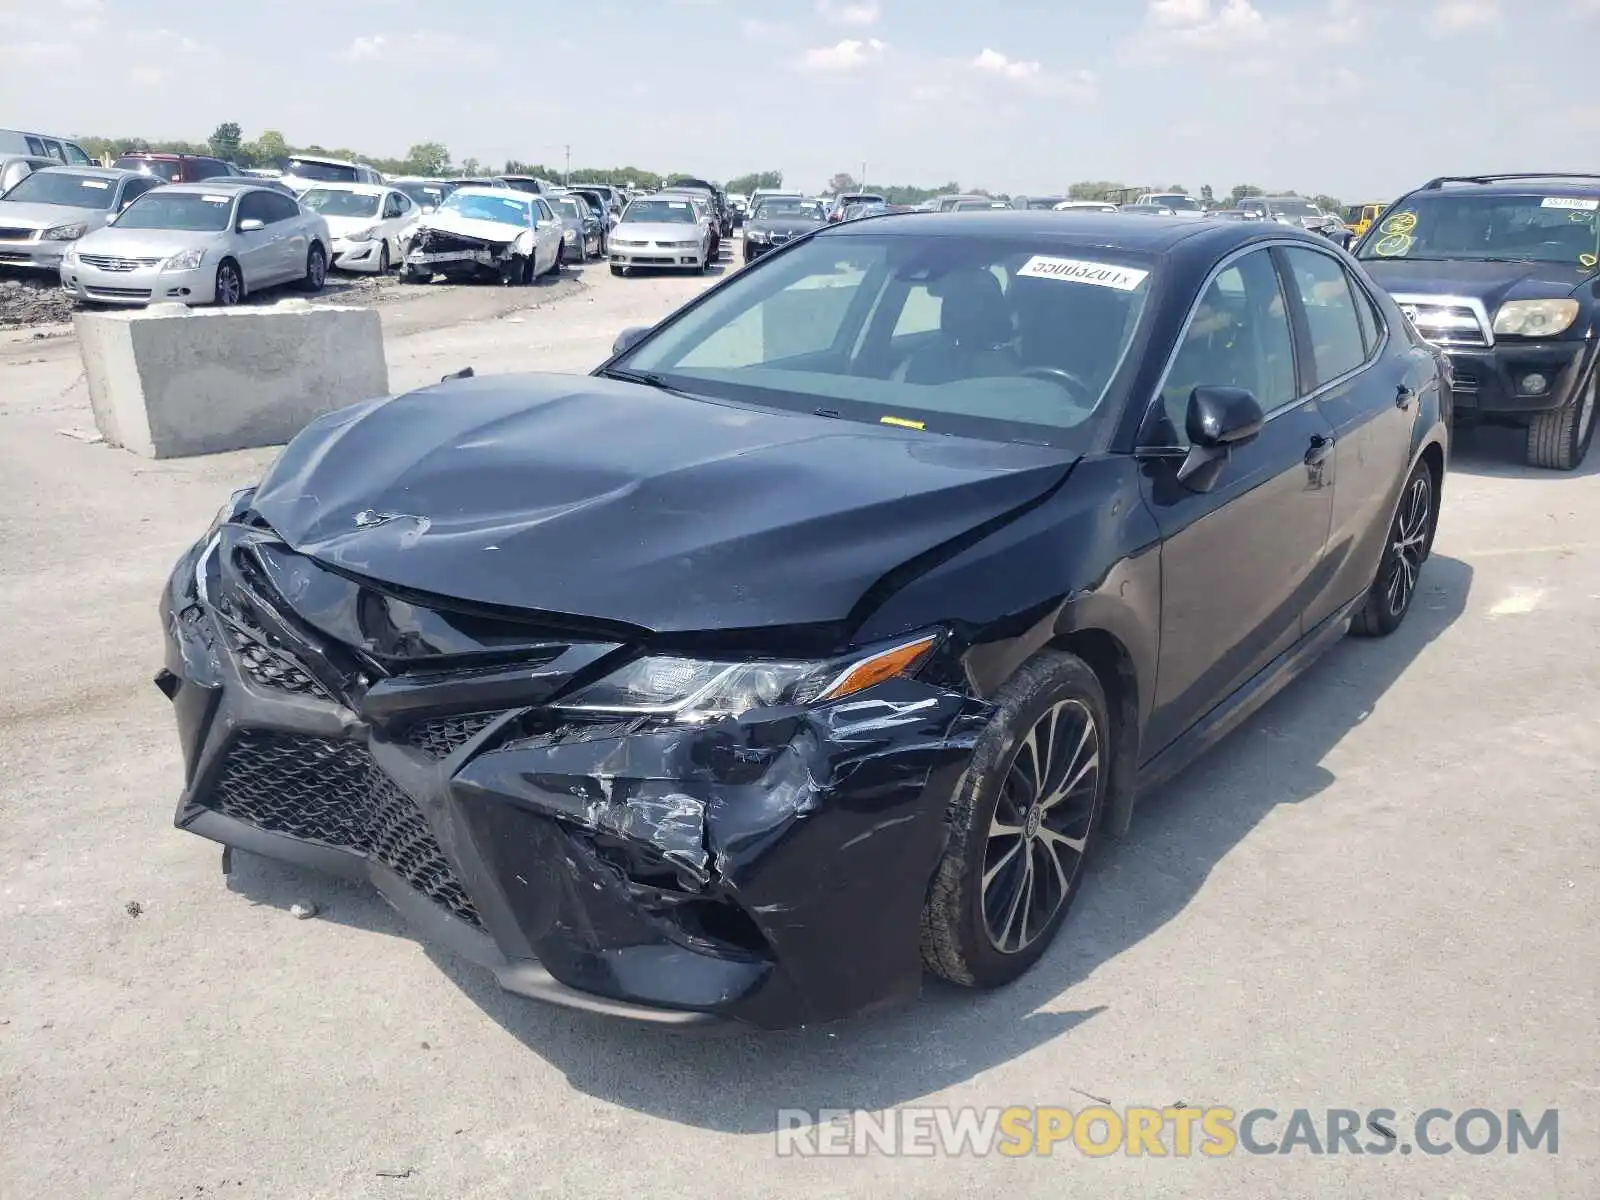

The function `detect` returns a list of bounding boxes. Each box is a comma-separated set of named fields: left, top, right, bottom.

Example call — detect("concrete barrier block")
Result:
left=75, top=300, right=389, bottom=459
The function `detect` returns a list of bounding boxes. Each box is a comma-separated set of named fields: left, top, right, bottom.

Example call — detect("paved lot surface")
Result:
left=1, top=237, right=1596, bottom=1199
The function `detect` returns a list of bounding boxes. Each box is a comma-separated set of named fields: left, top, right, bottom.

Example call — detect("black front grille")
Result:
left=403, top=713, right=498, bottom=759
left=222, top=621, right=332, bottom=699
left=0, top=227, right=35, bottom=241
left=206, top=731, right=481, bottom=927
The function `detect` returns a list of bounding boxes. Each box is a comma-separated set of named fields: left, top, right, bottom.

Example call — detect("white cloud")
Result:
left=130, top=28, right=210, bottom=53
left=128, top=66, right=167, bottom=87
left=817, top=0, right=880, bottom=25
left=1430, top=0, right=1500, bottom=31
left=340, top=30, right=498, bottom=64
left=797, top=38, right=886, bottom=71
left=972, top=48, right=1041, bottom=81
left=0, top=38, right=75, bottom=61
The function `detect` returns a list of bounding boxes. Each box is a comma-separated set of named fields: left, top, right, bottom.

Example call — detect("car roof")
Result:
left=288, top=154, right=361, bottom=167
left=298, top=181, right=389, bottom=195
left=29, top=165, right=141, bottom=181
left=117, top=151, right=211, bottom=161
left=159, top=182, right=269, bottom=196
left=823, top=209, right=1290, bottom=254
left=452, top=186, right=530, bottom=199
left=1412, top=173, right=1600, bottom=198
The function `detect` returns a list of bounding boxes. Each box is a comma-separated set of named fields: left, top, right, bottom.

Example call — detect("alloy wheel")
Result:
left=1384, top=473, right=1431, bottom=617
left=981, top=698, right=1101, bottom=954
left=215, top=264, right=241, bottom=306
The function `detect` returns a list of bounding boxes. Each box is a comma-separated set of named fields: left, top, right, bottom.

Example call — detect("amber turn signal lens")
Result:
left=817, top=634, right=941, bottom=702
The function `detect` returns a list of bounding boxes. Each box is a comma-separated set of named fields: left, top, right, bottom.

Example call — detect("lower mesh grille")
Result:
left=206, top=731, right=481, bottom=927
left=403, top=713, right=498, bottom=759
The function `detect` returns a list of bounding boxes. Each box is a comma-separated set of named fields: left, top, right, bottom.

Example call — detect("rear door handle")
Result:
left=1305, top=433, right=1334, bottom=466
left=1396, top=385, right=1415, bottom=409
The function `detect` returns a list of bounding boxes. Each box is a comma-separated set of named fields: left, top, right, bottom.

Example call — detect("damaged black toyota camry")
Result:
left=158, top=212, right=1450, bottom=1029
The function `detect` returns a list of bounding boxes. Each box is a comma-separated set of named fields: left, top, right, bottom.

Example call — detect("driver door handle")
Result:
left=1305, top=433, right=1335, bottom=466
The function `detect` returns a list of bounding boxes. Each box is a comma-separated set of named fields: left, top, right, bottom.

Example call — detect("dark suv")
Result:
left=1356, top=173, right=1600, bottom=470
left=113, top=153, right=240, bottom=183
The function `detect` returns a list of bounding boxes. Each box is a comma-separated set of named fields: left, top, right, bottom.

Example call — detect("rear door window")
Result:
left=63, top=142, right=94, bottom=165
left=262, top=192, right=301, bottom=223
left=43, top=140, right=66, bottom=163
left=25, top=136, right=46, bottom=155
left=1282, top=247, right=1370, bottom=386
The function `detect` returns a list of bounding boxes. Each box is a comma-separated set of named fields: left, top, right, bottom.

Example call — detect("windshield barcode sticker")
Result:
left=1017, top=256, right=1149, bottom=291
left=1541, top=197, right=1599, bottom=211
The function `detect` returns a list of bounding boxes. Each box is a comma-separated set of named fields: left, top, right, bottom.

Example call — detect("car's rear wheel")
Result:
left=1352, top=458, right=1435, bottom=637
left=213, top=260, right=243, bottom=307
left=1525, top=367, right=1597, bottom=471
left=921, top=651, right=1108, bottom=989
left=299, top=244, right=327, bottom=293
left=377, top=243, right=390, bottom=274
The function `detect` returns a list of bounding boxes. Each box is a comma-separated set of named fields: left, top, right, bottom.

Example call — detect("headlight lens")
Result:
left=1492, top=299, right=1580, bottom=337
left=563, top=228, right=577, bottom=241
left=555, top=633, right=942, bottom=723
left=747, top=229, right=768, bottom=241
left=43, top=222, right=87, bottom=241
left=347, top=226, right=379, bottom=242
left=162, top=247, right=205, bottom=271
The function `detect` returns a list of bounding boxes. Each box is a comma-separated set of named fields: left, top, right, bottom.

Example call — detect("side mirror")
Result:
left=1176, top=385, right=1264, bottom=491
left=238, top=218, right=265, bottom=232
left=612, top=326, right=651, bottom=355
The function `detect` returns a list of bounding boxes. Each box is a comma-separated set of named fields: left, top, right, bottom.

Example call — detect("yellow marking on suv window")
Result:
left=880, top=415, right=925, bottom=430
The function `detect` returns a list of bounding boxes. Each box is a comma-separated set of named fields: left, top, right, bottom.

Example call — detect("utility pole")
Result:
left=860, top=161, right=867, bottom=190
left=564, top=145, right=571, bottom=186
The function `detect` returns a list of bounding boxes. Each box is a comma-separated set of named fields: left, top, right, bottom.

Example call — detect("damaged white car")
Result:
left=400, top=187, right=564, bottom=285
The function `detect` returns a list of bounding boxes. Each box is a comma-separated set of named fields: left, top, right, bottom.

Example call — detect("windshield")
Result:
left=1149, top=194, right=1203, bottom=211
left=1024, top=198, right=1067, bottom=210
left=612, top=234, right=1153, bottom=449
left=287, top=159, right=358, bottom=183
left=754, top=199, right=821, bottom=221
left=116, top=190, right=235, bottom=231
left=1356, top=192, right=1600, bottom=268
left=624, top=199, right=697, bottom=224
left=397, top=182, right=452, bottom=208
left=1, top=171, right=118, bottom=209
left=1270, top=199, right=1319, bottom=218
left=552, top=197, right=584, bottom=221
left=298, top=188, right=381, bottom=218
left=438, top=191, right=532, bottom=225
left=115, top=157, right=181, bottom=181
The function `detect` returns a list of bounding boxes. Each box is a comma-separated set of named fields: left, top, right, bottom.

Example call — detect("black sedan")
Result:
left=158, top=213, right=1449, bottom=1029
left=741, top=196, right=825, bottom=262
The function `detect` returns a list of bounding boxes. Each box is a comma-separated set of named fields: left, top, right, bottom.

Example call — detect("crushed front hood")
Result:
left=414, top=210, right=524, bottom=245
left=250, top=373, right=1076, bottom=634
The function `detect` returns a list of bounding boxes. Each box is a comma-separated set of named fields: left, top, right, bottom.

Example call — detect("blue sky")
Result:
left=3, top=0, right=1598, bottom=200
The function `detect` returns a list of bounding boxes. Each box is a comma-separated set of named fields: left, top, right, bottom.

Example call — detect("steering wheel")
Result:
left=1019, top=365, right=1095, bottom=406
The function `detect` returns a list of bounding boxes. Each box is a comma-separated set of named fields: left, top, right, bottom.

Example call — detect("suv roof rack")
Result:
left=1422, top=173, right=1600, bottom=189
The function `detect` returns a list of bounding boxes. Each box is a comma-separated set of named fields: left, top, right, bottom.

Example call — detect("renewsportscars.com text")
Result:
left=775, top=1106, right=1560, bottom=1158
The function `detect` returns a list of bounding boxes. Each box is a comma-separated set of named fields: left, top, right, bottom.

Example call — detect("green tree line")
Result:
left=70, top=125, right=1348, bottom=212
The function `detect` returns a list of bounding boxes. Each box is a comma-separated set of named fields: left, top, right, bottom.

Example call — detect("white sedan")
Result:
left=297, top=183, right=417, bottom=274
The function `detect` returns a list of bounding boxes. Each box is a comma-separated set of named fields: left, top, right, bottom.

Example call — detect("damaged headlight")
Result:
left=556, top=633, right=942, bottom=723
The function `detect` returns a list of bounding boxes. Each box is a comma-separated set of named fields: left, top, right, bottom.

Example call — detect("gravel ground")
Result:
left=0, top=267, right=423, bottom=332
left=1, top=238, right=1596, bottom=1199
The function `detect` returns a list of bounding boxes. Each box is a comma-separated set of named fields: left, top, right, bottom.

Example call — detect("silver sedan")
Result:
left=60, top=183, right=332, bottom=307
left=0, top=167, right=163, bottom=273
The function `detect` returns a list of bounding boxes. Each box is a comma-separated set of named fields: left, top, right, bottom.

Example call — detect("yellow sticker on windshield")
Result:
left=880, top=415, right=925, bottom=430
left=1582, top=253, right=1598, bottom=269
left=1379, top=212, right=1417, bottom=235
left=1374, top=233, right=1413, bottom=257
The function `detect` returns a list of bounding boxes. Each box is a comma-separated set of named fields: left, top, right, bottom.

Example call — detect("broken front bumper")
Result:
left=159, top=526, right=985, bottom=1028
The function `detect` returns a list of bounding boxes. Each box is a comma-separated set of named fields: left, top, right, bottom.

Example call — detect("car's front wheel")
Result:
left=1526, top=366, right=1597, bottom=471
left=213, top=260, right=243, bottom=307
left=921, top=651, right=1108, bottom=989
left=1352, top=458, right=1435, bottom=637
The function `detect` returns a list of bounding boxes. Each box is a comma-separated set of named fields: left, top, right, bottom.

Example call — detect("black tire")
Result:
left=1525, top=367, right=1597, bottom=471
left=377, top=243, right=390, bottom=274
left=1351, top=458, right=1435, bottom=637
left=399, top=266, right=427, bottom=284
left=611, top=264, right=626, bottom=277
left=299, top=244, right=327, bottom=293
left=920, top=651, right=1109, bottom=989
left=213, top=260, right=243, bottom=307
